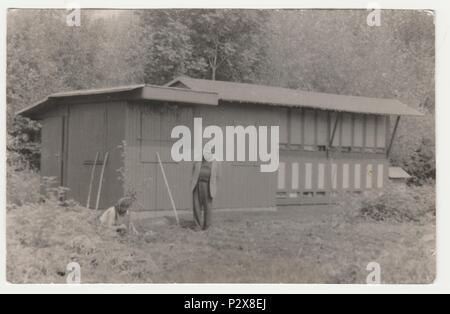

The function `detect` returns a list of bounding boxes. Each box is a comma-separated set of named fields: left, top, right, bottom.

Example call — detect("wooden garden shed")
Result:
left=17, top=76, right=422, bottom=211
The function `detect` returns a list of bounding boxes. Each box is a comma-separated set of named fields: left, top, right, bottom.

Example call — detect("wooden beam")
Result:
left=314, top=109, right=318, bottom=146
left=287, top=108, right=292, bottom=147
left=386, top=116, right=401, bottom=158
left=329, top=112, right=340, bottom=148
left=86, top=152, right=99, bottom=209
left=157, top=153, right=179, bottom=225
left=301, top=108, right=305, bottom=146
left=327, top=112, right=340, bottom=159
left=95, top=152, right=109, bottom=210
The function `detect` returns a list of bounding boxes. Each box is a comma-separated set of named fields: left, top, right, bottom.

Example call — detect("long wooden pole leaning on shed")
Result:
left=86, top=152, right=99, bottom=209
left=95, top=152, right=109, bottom=210
left=157, top=152, right=180, bottom=225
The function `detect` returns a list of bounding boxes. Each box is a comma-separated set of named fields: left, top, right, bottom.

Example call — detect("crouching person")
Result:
left=100, top=197, right=133, bottom=235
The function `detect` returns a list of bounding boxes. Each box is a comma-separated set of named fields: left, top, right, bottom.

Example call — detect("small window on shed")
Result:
left=289, top=192, right=300, bottom=198
left=291, top=162, right=299, bottom=190
left=366, top=164, right=374, bottom=189
left=277, top=192, right=287, bottom=199
left=341, top=146, right=351, bottom=152
left=377, top=164, right=384, bottom=189
left=331, top=163, right=338, bottom=190
left=305, top=163, right=313, bottom=189
left=318, top=163, right=325, bottom=190
left=342, top=163, right=350, bottom=189
left=354, top=164, right=361, bottom=189
left=278, top=162, right=286, bottom=190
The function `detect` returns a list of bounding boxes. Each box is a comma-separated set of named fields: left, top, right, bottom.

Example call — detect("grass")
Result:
left=7, top=196, right=435, bottom=284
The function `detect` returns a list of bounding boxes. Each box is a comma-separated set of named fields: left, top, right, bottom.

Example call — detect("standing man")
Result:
left=191, top=151, right=221, bottom=230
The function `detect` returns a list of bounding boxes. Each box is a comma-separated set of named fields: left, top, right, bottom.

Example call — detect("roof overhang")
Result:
left=167, top=76, right=424, bottom=117
left=16, top=84, right=218, bottom=119
left=17, top=76, right=424, bottom=119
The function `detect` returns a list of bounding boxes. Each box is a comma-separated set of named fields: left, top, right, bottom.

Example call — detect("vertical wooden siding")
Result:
left=124, top=102, right=195, bottom=211
left=124, top=101, right=391, bottom=210
left=66, top=101, right=126, bottom=209
left=287, top=108, right=388, bottom=149
left=40, top=116, right=64, bottom=186
left=276, top=108, right=390, bottom=205
left=125, top=102, right=277, bottom=211
left=197, top=104, right=277, bottom=209
left=36, top=104, right=69, bottom=188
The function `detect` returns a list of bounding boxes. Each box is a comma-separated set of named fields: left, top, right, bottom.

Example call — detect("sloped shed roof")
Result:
left=17, top=84, right=218, bottom=118
left=17, top=76, right=423, bottom=118
left=166, top=76, right=423, bottom=116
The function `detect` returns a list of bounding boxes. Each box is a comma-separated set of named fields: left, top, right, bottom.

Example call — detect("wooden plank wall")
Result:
left=197, top=104, right=277, bottom=210
left=35, top=104, right=69, bottom=189
left=285, top=108, right=388, bottom=149
left=65, top=101, right=126, bottom=209
left=276, top=107, right=390, bottom=205
left=277, top=151, right=389, bottom=205
left=40, top=116, right=64, bottom=187
left=124, top=101, right=391, bottom=210
left=124, top=102, right=195, bottom=211
left=125, top=102, right=277, bottom=211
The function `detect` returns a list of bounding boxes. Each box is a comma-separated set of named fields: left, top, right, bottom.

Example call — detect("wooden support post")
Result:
left=386, top=116, right=401, bottom=158
left=95, top=152, right=109, bottom=210
left=86, top=152, right=99, bottom=209
left=327, top=112, right=340, bottom=158
left=157, top=152, right=179, bottom=225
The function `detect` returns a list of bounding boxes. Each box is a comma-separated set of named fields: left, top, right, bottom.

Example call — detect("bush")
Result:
left=392, top=114, right=435, bottom=186
left=7, top=116, right=41, bottom=171
left=402, top=138, right=435, bottom=186
left=338, top=183, right=435, bottom=224
left=7, top=166, right=41, bottom=207
left=7, top=152, right=70, bottom=208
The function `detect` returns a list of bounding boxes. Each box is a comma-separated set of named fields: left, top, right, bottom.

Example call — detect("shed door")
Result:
left=140, top=105, right=194, bottom=210
left=41, top=116, right=64, bottom=186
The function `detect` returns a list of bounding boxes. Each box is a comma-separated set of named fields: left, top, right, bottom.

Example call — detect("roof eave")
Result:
left=16, top=84, right=219, bottom=119
left=165, top=77, right=425, bottom=117
left=16, top=85, right=146, bottom=118
left=218, top=98, right=424, bottom=117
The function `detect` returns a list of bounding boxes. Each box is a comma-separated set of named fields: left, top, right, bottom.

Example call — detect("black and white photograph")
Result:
left=4, top=5, right=439, bottom=288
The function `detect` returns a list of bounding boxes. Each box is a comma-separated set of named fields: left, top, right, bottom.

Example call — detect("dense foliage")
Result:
left=7, top=9, right=435, bottom=183
left=338, top=183, right=435, bottom=224
left=7, top=116, right=41, bottom=170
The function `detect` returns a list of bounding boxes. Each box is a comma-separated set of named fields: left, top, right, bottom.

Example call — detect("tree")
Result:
left=136, top=9, right=270, bottom=83
left=187, top=9, right=269, bottom=82
left=137, top=10, right=208, bottom=85
left=7, top=10, right=109, bottom=127
left=7, top=116, right=41, bottom=170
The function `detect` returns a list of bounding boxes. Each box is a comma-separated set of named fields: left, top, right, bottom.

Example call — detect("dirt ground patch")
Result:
left=7, top=204, right=435, bottom=284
